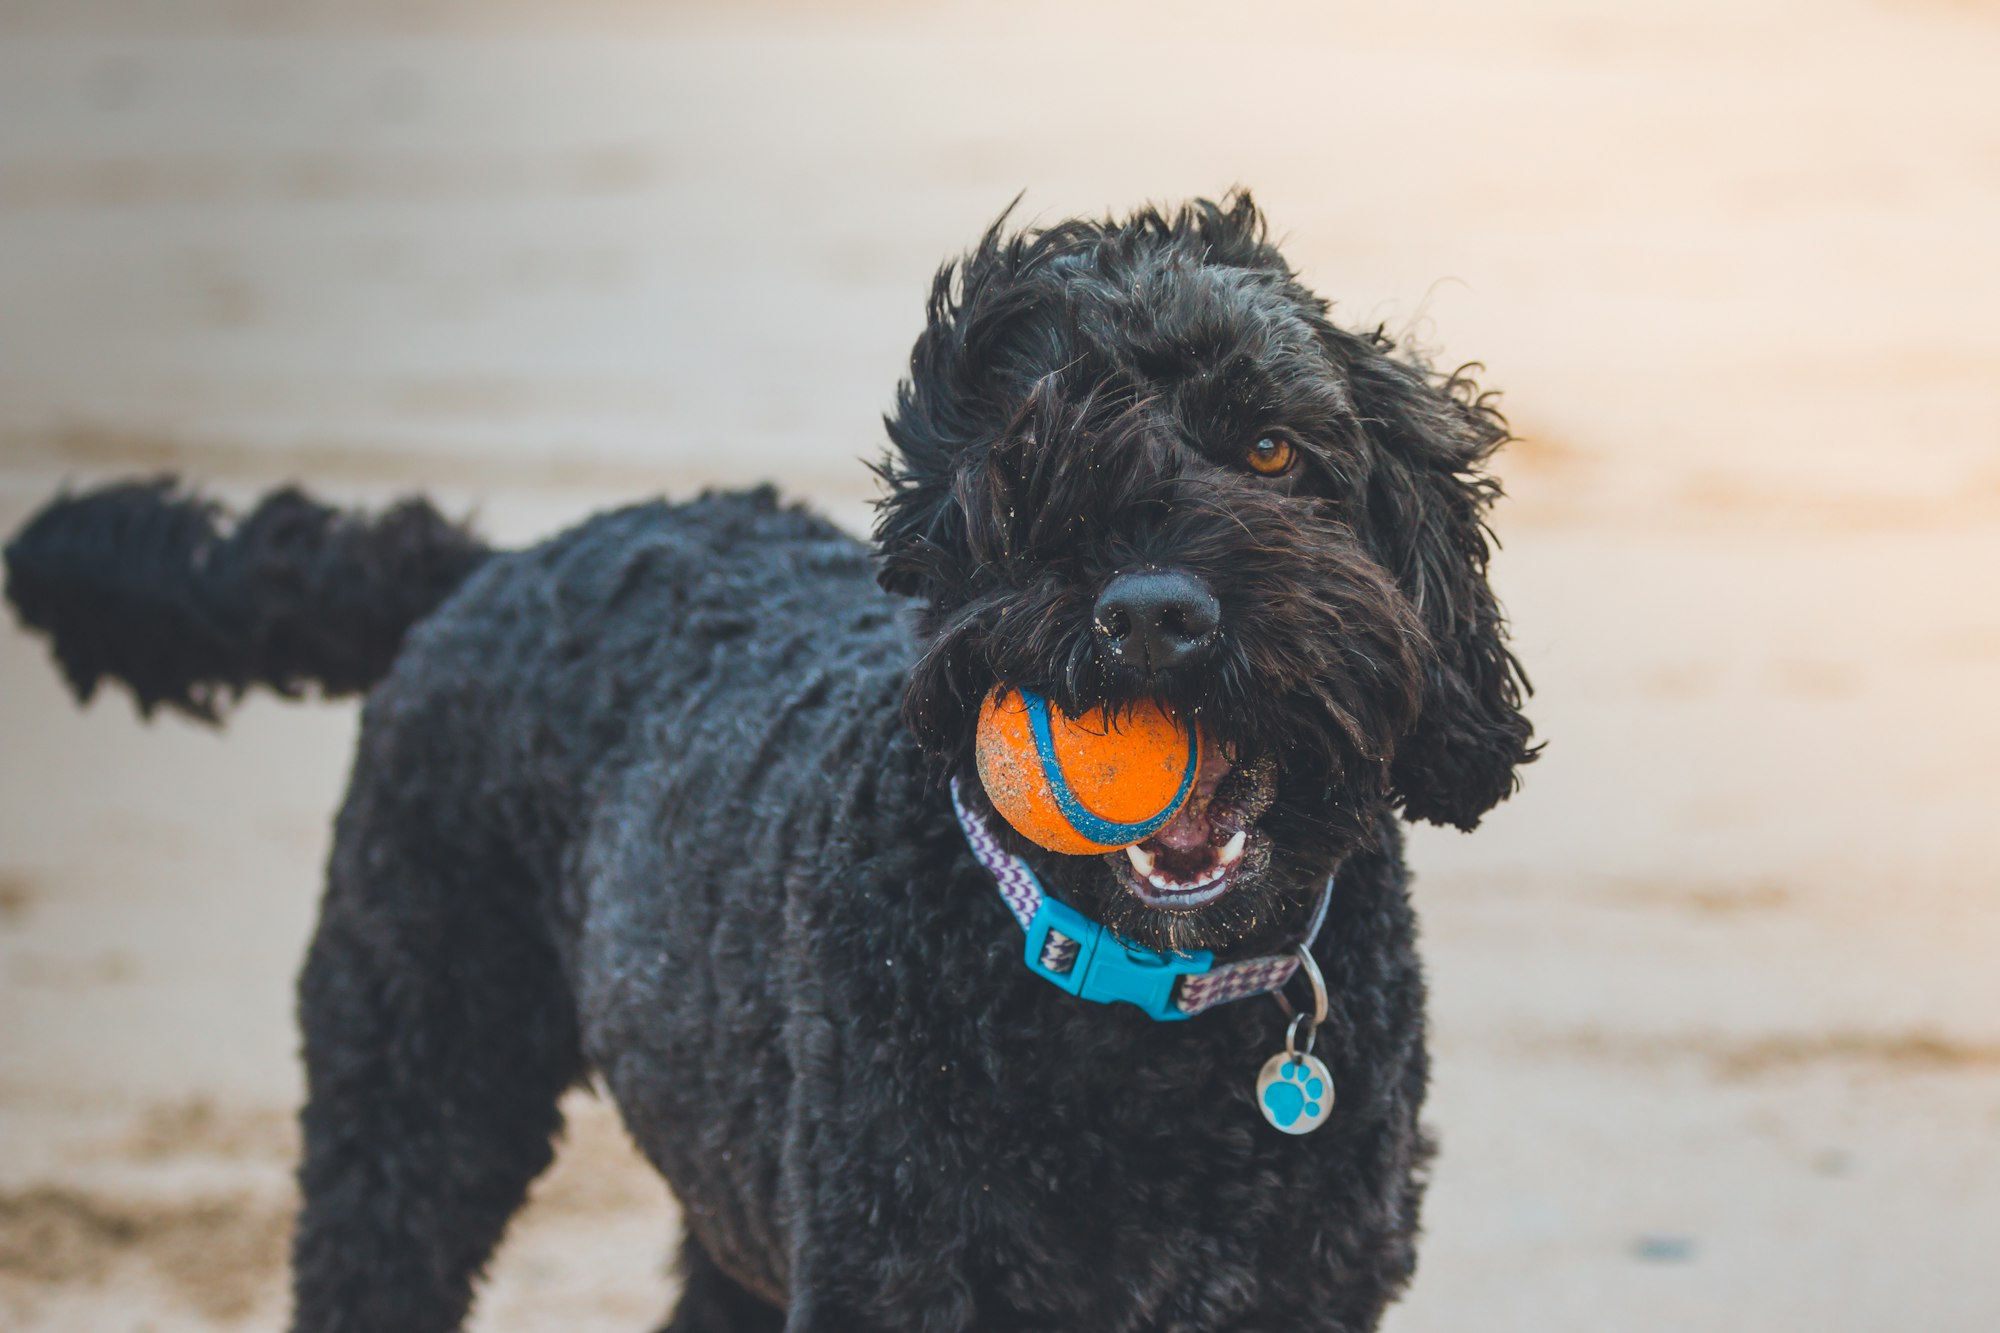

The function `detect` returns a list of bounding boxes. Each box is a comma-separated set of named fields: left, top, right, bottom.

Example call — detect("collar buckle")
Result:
left=1023, top=892, right=1214, bottom=1022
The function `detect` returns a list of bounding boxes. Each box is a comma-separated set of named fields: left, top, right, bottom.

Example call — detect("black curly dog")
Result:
left=5, top=194, right=1533, bottom=1332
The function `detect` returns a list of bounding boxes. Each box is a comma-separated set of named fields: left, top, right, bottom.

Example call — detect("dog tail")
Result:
left=3, top=477, right=490, bottom=720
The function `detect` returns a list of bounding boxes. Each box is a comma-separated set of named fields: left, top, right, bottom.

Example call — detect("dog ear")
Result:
left=870, top=207, right=1028, bottom=603
left=1342, top=338, right=1537, bottom=830
left=871, top=409, right=963, bottom=604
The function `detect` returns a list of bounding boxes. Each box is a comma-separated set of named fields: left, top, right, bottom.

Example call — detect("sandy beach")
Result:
left=2, top=1, right=1998, bottom=1328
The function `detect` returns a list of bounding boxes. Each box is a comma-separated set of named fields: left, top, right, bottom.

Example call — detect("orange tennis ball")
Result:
left=974, top=686, right=1200, bottom=856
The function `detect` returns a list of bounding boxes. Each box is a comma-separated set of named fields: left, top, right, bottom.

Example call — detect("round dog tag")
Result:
left=1257, top=1052, right=1334, bottom=1135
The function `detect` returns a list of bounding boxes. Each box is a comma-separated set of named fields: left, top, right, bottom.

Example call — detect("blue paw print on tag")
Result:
left=1262, top=1061, right=1325, bottom=1127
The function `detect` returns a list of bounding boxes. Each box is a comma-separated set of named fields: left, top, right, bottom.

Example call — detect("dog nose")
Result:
left=1092, top=568, right=1221, bottom=675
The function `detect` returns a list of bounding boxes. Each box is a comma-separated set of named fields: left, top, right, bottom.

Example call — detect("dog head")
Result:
left=874, top=194, right=1535, bottom=954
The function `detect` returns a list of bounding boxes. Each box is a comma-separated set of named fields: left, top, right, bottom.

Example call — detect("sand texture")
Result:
left=2, top=1, right=1997, bottom=1328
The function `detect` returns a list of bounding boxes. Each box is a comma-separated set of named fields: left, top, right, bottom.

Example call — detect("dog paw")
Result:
left=1260, top=1060, right=1325, bottom=1128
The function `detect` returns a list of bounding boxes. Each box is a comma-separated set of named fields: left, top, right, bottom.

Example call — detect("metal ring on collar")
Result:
left=1284, top=1010, right=1317, bottom=1060
left=1294, top=944, right=1328, bottom=1029
left=1282, top=945, right=1329, bottom=1060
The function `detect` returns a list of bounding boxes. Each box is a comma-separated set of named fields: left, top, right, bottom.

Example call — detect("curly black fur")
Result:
left=6, top=193, right=1532, bottom=1332
left=876, top=194, right=1534, bottom=954
left=3, top=478, right=486, bottom=719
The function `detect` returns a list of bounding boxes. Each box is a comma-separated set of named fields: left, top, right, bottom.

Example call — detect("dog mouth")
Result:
left=1112, top=740, right=1275, bottom=913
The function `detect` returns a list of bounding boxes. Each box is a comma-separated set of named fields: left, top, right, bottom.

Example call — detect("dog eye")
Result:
left=1243, top=437, right=1297, bottom=477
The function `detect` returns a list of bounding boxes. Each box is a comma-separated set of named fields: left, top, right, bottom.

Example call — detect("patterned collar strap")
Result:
left=950, top=779, right=1332, bottom=1023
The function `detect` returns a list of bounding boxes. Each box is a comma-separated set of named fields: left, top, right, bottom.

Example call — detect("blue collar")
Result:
left=951, top=780, right=1332, bottom=1022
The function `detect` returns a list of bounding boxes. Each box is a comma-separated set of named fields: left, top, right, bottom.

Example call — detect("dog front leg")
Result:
left=771, top=1008, right=984, bottom=1333
left=289, top=772, right=581, bottom=1333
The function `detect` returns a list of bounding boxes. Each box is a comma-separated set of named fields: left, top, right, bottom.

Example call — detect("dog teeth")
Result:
left=1147, top=865, right=1225, bottom=893
left=1130, top=838, right=1241, bottom=896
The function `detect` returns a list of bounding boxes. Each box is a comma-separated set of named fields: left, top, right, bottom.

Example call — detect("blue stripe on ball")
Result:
left=1019, top=689, right=1199, bottom=848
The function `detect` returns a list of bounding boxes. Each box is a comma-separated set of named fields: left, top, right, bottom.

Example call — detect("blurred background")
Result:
left=1, top=1, right=1996, bottom=1329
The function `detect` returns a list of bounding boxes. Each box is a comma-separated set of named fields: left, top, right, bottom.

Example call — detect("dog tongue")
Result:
left=1146, top=736, right=1230, bottom=853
